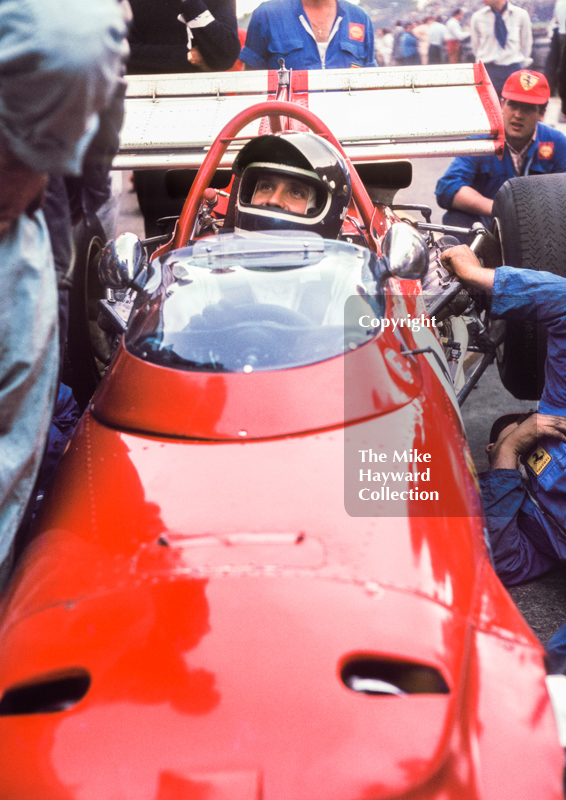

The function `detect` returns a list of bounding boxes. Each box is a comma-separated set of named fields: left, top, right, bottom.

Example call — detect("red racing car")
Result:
left=0, top=64, right=564, bottom=799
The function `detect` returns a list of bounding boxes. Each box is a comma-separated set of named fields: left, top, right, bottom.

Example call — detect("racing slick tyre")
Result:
left=64, top=214, right=112, bottom=410
left=492, top=173, right=566, bottom=400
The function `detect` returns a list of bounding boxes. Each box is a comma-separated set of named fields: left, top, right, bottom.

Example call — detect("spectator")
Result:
left=544, top=0, right=566, bottom=96
left=375, top=28, right=394, bottom=67
left=240, top=0, right=376, bottom=71
left=440, top=245, right=566, bottom=588
left=428, top=15, right=448, bottom=65
left=445, top=8, right=467, bottom=64
left=128, top=0, right=240, bottom=237
left=413, top=16, right=434, bottom=65
left=0, top=0, right=127, bottom=586
left=398, top=22, right=421, bottom=67
left=551, top=0, right=566, bottom=55
left=392, top=20, right=405, bottom=66
left=435, top=70, right=566, bottom=237
left=471, top=0, right=533, bottom=97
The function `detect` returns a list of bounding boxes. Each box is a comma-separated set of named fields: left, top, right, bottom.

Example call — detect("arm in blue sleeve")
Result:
left=364, top=21, right=377, bottom=66
left=479, top=469, right=556, bottom=585
left=435, top=156, right=480, bottom=210
left=550, top=131, right=566, bottom=172
left=492, top=268, right=566, bottom=413
left=239, top=6, right=269, bottom=69
left=492, top=268, right=566, bottom=324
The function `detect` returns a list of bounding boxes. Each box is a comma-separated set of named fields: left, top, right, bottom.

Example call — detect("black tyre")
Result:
left=64, top=215, right=113, bottom=409
left=492, top=173, right=566, bottom=400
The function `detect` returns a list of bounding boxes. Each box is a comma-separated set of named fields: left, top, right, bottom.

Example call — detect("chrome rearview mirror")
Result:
left=382, top=222, right=428, bottom=281
left=99, top=232, right=147, bottom=291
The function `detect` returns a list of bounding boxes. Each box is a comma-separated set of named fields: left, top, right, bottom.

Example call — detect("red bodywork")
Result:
left=0, top=90, right=562, bottom=799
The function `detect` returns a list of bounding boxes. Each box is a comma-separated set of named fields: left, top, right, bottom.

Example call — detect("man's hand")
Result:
left=0, top=140, right=47, bottom=238
left=440, top=245, right=495, bottom=291
left=490, top=413, right=566, bottom=470
left=188, top=46, right=211, bottom=70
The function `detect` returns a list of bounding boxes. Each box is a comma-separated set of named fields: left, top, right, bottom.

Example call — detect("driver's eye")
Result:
left=290, top=185, right=308, bottom=200
left=256, top=180, right=274, bottom=193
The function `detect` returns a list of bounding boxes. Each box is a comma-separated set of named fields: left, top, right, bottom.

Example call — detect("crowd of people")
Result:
left=375, top=0, right=536, bottom=72
left=1, top=0, right=565, bottom=678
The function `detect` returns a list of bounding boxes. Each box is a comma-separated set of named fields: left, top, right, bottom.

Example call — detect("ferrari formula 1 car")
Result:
left=0, top=64, right=565, bottom=799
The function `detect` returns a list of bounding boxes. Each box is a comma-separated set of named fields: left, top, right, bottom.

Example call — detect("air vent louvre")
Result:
left=341, top=657, right=449, bottom=696
left=0, top=671, right=91, bottom=716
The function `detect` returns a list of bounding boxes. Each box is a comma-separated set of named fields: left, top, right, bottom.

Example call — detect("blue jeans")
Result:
left=484, top=62, right=523, bottom=98
left=547, top=621, right=566, bottom=673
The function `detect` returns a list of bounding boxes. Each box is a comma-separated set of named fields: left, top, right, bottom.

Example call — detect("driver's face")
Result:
left=251, top=172, right=311, bottom=213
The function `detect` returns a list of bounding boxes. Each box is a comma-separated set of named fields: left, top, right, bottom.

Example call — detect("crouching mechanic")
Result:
left=440, top=245, right=566, bottom=589
left=435, top=69, right=566, bottom=237
left=231, top=132, right=352, bottom=238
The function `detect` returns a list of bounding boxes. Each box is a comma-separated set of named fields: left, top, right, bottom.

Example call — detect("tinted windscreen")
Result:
left=126, top=232, right=385, bottom=373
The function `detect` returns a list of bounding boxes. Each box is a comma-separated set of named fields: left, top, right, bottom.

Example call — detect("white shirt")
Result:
left=446, top=17, right=467, bottom=42
left=428, top=21, right=448, bottom=47
left=375, top=31, right=393, bottom=65
left=471, top=3, right=532, bottom=66
left=552, top=0, right=566, bottom=35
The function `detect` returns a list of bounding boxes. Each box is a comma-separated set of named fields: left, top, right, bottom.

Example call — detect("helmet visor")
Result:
left=239, top=162, right=330, bottom=225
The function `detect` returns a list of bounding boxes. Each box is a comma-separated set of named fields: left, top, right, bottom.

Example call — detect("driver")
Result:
left=158, top=133, right=359, bottom=367
left=232, top=131, right=352, bottom=239
left=250, top=171, right=313, bottom=215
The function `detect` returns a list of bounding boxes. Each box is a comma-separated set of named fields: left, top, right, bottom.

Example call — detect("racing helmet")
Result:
left=233, top=132, right=351, bottom=238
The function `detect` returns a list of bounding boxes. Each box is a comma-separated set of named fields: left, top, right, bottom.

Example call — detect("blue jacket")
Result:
left=240, top=0, right=377, bottom=70
left=479, top=267, right=566, bottom=585
left=435, top=122, right=566, bottom=210
left=399, top=30, right=419, bottom=59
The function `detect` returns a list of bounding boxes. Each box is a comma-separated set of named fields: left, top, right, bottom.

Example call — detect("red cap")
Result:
left=501, top=70, right=550, bottom=104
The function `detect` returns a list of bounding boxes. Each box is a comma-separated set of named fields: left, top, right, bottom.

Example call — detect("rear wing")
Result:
left=115, top=63, right=503, bottom=170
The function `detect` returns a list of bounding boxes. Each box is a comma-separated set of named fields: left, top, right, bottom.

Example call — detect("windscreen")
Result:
left=125, top=231, right=386, bottom=373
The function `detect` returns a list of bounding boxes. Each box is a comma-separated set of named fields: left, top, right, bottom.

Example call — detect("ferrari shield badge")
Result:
left=520, top=72, right=540, bottom=92
left=527, top=446, right=552, bottom=475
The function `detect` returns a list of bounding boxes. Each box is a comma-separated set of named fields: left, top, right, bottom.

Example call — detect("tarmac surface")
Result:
left=114, top=97, right=566, bottom=651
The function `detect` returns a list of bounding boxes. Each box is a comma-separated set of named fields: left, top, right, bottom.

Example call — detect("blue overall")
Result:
left=240, top=0, right=376, bottom=70
left=479, top=267, right=566, bottom=587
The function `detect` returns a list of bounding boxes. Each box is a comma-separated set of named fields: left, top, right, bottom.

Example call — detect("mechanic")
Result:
left=239, top=0, right=376, bottom=71
left=128, top=0, right=240, bottom=74
left=441, top=245, right=566, bottom=589
left=46, top=0, right=131, bottom=370
left=470, top=0, right=533, bottom=97
left=231, top=131, right=351, bottom=239
left=547, top=620, right=566, bottom=673
left=128, top=0, right=241, bottom=238
left=435, top=69, right=566, bottom=239
left=0, top=0, right=127, bottom=587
